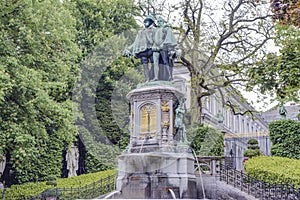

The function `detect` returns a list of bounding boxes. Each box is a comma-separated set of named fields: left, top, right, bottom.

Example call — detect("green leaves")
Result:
left=68, top=0, right=138, bottom=56
left=244, top=139, right=261, bottom=158
left=244, top=156, right=300, bottom=188
left=269, top=119, right=300, bottom=159
left=189, top=125, right=224, bottom=156
left=3, top=169, right=116, bottom=199
left=0, top=0, right=80, bottom=184
left=247, top=24, right=300, bottom=102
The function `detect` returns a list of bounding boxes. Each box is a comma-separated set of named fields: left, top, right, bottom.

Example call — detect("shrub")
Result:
left=248, top=145, right=260, bottom=150
left=244, top=139, right=261, bottom=158
left=3, top=169, right=116, bottom=199
left=247, top=139, right=259, bottom=145
left=244, top=149, right=260, bottom=158
left=269, top=120, right=300, bottom=159
left=189, top=125, right=224, bottom=156
left=244, top=156, right=300, bottom=188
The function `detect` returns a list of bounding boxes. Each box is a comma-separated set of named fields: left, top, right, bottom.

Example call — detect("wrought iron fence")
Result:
left=1, top=189, right=5, bottom=200
left=219, top=162, right=300, bottom=200
left=29, top=173, right=117, bottom=200
left=195, top=156, right=223, bottom=175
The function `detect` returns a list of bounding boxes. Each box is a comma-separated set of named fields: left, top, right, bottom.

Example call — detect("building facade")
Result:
left=262, top=103, right=300, bottom=123
left=173, top=66, right=270, bottom=170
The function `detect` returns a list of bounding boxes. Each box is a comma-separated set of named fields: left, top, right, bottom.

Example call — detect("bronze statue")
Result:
left=124, top=14, right=157, bottom=82
left=174, top=97, right=189, bottom=143
left=153, top=16, right=177, bottom=81
left=279, top=103, right=287, bottom=119
left=124, top=15, right=178, bottom=82
left=217, top=110, right=224, bottom=124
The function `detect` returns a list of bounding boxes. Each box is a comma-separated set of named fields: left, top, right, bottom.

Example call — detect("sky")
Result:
left=137, top=0, right=280, bottom=112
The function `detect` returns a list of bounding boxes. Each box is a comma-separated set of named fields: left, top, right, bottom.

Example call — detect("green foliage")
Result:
left=68, top=0, right=139, bottom=149
left=189, top=125, right=224, bottom=156
left=244, top=149, right=260, bottom=158
left=46, top=175, right=57, bottom=182
left=46, top=181, right=57, bottom=187
left=244, top=138, right=261, bottom=158
left=247, top=138, right=259, bottom=145
left=85, top=152, right=112, bottom=173
left=79, top=127, right=120, bottom=173
left=0, top=0, right=80, bottom=184
left=248, top=145, right=260, bottom=150
left=45, top=175, right=57, bottom=186
left=244, top=156, right=300, bottom=188
left=3, top=169, right=116, bottom=199
left=269, top=119, right=300, bottom=159
left=247, top=24, right=300, bottom=102
left=66, top=0, right=139, bottom=56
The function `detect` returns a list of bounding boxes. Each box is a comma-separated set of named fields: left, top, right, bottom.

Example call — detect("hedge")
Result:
left=269, top=119, right=300, bottom=159
left=2, top=169, right=116, bottom=200
left=244, top=156, right=300, bottom=188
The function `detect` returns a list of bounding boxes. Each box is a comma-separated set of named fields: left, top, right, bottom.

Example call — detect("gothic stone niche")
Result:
left=140, top=103, right=157, bottom=140
left=127, top=85, right=183, bottom=148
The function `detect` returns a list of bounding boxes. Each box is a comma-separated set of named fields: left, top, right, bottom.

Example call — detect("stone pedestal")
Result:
left=116, top=82, right=197, bottom=199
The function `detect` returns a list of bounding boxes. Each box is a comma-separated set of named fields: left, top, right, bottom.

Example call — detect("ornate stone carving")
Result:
left=132, top=93, right=161, bottom=101
left=161, top=101, right=170, bottom=112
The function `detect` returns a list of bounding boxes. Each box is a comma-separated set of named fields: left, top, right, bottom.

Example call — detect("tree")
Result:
left=66, top=0, right=139, bottom=56
left=247, top=24, right=300, bottom=103
left=67, top=0, right=141, bottom=170
left=135, top=0, right=275, bottom=123
left=0, top=0, right=80, bottom=183
left=270, top=0, right=300, bottom=28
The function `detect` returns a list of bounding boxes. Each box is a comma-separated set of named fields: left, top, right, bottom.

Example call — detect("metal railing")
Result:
left=195, top=156, right=223, bottom=175
left=219, top=162, right=300, bottom=200
left=1, top=189, right=5, bottom=200
left=29, top=173, right=117, bottom=200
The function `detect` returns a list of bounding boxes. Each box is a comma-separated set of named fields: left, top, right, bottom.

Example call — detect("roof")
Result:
left=262, top=103, right=300, bottom=123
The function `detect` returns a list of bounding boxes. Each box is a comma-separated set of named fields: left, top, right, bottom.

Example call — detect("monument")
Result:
left=117, top=15, right=197, bottom=199
left=279, top=103, right=287, bottom=119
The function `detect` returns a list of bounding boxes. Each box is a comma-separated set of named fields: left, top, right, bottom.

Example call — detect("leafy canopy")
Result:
left=0, top=0, right=80, bottom=183
left=247, top=24, right=300, bottom=103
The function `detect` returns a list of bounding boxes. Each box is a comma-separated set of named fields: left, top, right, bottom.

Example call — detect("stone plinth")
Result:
left=116, top=82, right=196, bottom=199
left=117, top=149, right=197, bottom=199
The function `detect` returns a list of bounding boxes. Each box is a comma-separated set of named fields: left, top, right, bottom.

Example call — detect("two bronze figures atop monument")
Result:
left=123, top=14, right=178, bottom=82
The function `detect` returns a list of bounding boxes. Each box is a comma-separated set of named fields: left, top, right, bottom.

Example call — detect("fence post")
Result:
left=247, top=174, right=250, bottom=195
left=92, top=181, right=95, bottom=198
left=78, top=186, right=80, bottom=199
left=286, top=182, right=289, bottom=199
left=55, top=188, right=58, bottom=199
left=101, top=177, right=103, bottom=194
left=291, top=184, right=295, bottom=199
left=240, top=171, right=243, bottom=192
left=280, top=182, right=283, bottom=199
left=219, top=163, right=222, bottom=181
left=211, top=159, right=216, bottom=175
left=267, top=182, right=271, bottom=200
left=226, top=166, right=229, bottom=184
left=1, top=188, right=5, bottom=200
left=233, top=169, right=236, bottom=188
